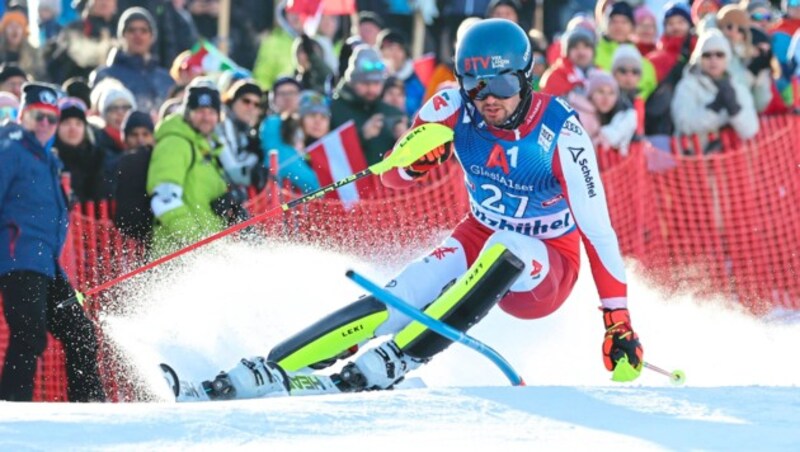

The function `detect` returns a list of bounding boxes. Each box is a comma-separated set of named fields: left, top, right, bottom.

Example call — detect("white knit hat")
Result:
left=690, top=28, right=732, bottom=65
left=92, top=78, right=137, bottom=117
left=611, top=44, right=643, bottom=72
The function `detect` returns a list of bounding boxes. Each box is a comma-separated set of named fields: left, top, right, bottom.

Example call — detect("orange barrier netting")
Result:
left=1, top=114, right=798, bottom=401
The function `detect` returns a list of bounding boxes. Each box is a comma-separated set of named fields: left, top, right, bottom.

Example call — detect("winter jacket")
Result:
left=770, top=18, right=800, bottom=80
left=540, top=57, right=590, bottom=97
left=91, top=122, right=125, bottom=199
left=570, top=94, right=636, bottom=154
left=259, top=115, right=321, bottom=194
left=0, top=122, right=69, bottom=278
left=146, top=114, right=227, bottom=257
left=0, top=36, right=47, bottom=81
left=254, top=27, right=296, bottom=90
left=53, top=132, right=105, bottom=202
left=395, top=59, right=425, bottom=116
left=151, top=1, right=198, bottom=68
left=440, top=0, right=493, bottom=16
left=671, top=65, right=759, bottom=141
left=44, top=15, right=118, bottom=84
left=726, top=43, right=773, bottom=114
left=647, top=34, right=695, bottom=84
left=595, top=35, right=658, bottom=100
left=217, top=109, right=262, bottom=187
left=92, top=48, right=175, bottom=115
left=330, top=81, right=405, bottom=166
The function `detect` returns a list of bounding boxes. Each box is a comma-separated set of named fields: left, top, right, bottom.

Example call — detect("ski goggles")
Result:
left=58, top=97, right=88, bottom=112
left=0, top=106, right=18, bottom=121
left=461, top=72, right=523, bottom=101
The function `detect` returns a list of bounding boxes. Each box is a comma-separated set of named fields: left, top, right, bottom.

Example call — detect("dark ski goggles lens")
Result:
left=462, top=72, right=522, bottom=101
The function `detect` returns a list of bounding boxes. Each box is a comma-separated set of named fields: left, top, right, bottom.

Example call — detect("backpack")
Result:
left=113, top=136, right=195, bottom=242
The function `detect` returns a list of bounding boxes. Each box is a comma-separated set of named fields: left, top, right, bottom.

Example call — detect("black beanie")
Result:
left=225, top=79, right=263, bottom=105
left=62, top=77, right=92, bottom=108
left=608, top=2, right=635, bottom=24
left=59, top=104, right=87, bottom=123
left=122, top=110, right=154, bottom=137
left=0, top=64, right=29, bottom=85
left=184, top=85, right=221, bottom=113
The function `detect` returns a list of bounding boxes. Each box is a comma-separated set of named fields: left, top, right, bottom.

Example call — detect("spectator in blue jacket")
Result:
left=377, top=29, right=425, bottom=117
left=91, top=7, right=174, bottom=117
left=0, top=82, right=105, bottom=402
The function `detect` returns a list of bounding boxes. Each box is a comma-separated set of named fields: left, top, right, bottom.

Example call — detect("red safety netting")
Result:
left=2, top=114, right=798, bottom=401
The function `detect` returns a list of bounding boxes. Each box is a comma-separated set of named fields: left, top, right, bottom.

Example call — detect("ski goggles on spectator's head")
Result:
left=461, top=72, right=523, bottom=101
left=0, top=106, right=18, bottom=121
left=57, top=97, right=87, bottom=112
left=750, top=12, right=773, bottom=22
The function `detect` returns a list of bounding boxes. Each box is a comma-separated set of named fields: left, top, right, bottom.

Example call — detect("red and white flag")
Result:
left=307, top=121, right=370, bottom=208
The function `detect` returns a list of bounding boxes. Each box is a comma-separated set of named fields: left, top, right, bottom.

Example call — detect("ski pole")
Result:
left=58, top=124, right=455, bottom=308
left=346, top=270, right=525, bottom=387
left=644, top=362, right=686, bottom=385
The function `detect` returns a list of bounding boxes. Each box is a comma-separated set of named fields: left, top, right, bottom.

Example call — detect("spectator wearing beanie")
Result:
left=38, top=0, right=63, bottom=42
left=648, top=2, right=696, bottom=84
left=53, top=97, right=105, bottom=202
left=354, top=11, right=383, bottom=46
left=612, top=44, right=644, bottom=104
left=633, top=6, right=658, bottom=55
left=0, top=82, right=107, bottom=403
left=377, top=29, right=425, bottom=116
left=62, top=77, right=92, bottom=111
left=595, top=2, right=658, bottom=100
left=146, top=79, right=229, bottom=257
left=716, top=5, right=773, bottom=113
left=268, top=76, right=302, bottom=116
left=0, top=63, right=30, bottom=99
left=585, top=70, right=637, bottom=154
left=541, top=26, right=596, bottom=97
left=0, top=8, right=46, bottom=80
left=217, top=79, right=266, bottom=188
left=90, top=79, right=137, bottom=197
left=91, top=7, right=175, bottom=116
left=331, top=45, right=404, bottom=165
left=260, top=90, right=324, bottom=194
left=122, top=110, right=155, bottom=150
left=671, top=29, right=759, bottom=144
left=44, top=0, right=118, bottom=84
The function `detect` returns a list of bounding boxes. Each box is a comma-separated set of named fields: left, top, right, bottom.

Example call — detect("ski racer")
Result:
left=170, top=19, right=644, bottom=401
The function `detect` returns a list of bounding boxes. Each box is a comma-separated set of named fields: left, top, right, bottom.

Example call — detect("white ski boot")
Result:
left=339, top=340, right=425, bottom=391
left=204, top=357, right=290, bottom=400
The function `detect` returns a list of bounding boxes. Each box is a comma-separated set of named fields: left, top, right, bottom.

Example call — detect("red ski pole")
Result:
left=58, top=123, right=454, bottom=308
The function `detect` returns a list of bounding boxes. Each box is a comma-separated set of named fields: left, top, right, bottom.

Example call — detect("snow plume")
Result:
left=101, top=239, right=800, bottom=399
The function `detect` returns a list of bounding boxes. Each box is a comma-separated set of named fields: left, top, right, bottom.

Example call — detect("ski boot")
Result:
left=336, top=340, right=426, bottom=392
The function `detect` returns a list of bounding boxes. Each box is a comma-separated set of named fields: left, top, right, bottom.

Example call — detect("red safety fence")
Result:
left=2, top=114, right=799, bottom=401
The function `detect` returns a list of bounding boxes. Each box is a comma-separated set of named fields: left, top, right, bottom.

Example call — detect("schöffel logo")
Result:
left=568, top=146, right=585, bottom=163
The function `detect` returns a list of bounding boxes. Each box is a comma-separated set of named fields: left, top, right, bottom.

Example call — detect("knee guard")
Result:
left=394, top=243, right=525, bottom=360
left=268, top=295, right=389, bottom=372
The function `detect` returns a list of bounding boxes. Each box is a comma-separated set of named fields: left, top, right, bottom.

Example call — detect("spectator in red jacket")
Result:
left=648, top=2, right=695, bottom=84
left=540, top=27, right=596, bottom=97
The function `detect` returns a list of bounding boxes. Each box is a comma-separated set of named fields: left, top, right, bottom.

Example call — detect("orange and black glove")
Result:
left=602, top=308, right=643, bottom=371
left=405, top=142, right=453, bottom=178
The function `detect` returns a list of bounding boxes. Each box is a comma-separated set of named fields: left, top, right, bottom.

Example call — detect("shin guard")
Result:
left=394, top=244, right=524, bottom=360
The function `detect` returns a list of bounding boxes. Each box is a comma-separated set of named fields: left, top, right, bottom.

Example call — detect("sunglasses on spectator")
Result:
left=615, top=67, right=641, bottom=76
left=724, top=24, right=747, bottom=34
left=237, top=96, right=261, bottom=107
left=32, top=111, right=59, bottom=125
left=702, top=51, right=726, bottom=59
left=750, top=12, right=773, bottom=22
left=107, top=104, right=133, bottom=113
left=461, top=72, right=522, bottom=101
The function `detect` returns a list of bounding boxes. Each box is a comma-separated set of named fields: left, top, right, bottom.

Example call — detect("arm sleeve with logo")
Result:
left=552, top=116, right=627, bottom=308
left=381, top=89, right=462, bottom=189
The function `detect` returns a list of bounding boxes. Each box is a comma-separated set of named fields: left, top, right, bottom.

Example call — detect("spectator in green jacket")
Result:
left=253, top=2, right=302, bottom=90
left=330, top=45, right=405, bottom=166
left=595, top=2, right=658, bottom=100
left=146, top=79, right=232, bottom=257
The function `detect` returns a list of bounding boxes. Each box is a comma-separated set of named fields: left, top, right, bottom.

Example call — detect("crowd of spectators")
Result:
left=1, top=0, right=800, bottom=401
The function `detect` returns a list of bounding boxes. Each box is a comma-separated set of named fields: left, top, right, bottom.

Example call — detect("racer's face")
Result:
left=473, top=93, right=521, bottom=126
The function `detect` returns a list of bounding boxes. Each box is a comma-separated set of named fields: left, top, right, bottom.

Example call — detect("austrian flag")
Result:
left=307, top=121, right=370, bottom=208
